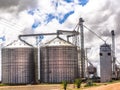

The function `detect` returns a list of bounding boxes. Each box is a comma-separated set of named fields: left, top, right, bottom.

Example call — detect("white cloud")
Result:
left=0, top=0, right=120, bottom=78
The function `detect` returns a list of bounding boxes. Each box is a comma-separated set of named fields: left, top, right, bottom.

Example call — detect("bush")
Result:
left=62, top=81, right=67, bottom=90
left=74, top=78, right=82, bottom=88
left=84, top=80, right=97, bottom=87
left=86, top=80, right=93, bottom=86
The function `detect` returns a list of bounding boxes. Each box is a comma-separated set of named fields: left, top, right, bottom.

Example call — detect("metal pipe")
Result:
left=111, top=30, right=115, bottom=58
left=18, top=33, right=57, bottom=47
left=111, top=30, right=116, bottom=78
left=57, top=30, right=79, bottom=35
left=38, top=41, right=40, bottom=81
left=18, top=36, right=33, bottom=47
left=19, top=33, right=57, bottom=37
left=19, top=31, right=79, bottom=47
left=79, top=18, right=85, bottom=78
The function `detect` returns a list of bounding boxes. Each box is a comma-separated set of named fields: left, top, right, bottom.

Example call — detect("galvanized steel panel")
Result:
left=40, top=46, right=78, bottom=83
left=2, top=48, right=36, bottom=85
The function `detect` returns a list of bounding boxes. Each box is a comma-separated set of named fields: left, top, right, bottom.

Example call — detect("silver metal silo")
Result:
left=2, top=42, right=36, bottom=85
left=40, top=37, right=78, bottom=83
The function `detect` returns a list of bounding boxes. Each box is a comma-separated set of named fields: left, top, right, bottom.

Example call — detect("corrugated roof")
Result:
left=4, top=40, right=32, bottom=48
left=44, top=36, right=74, bottom=46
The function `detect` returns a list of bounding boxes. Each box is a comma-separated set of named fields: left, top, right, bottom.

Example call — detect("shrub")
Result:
left=74, top=78, right=82, bottom=88
left=86, top=80, right=93, bottom=86
left=84, top=80, right=97, bottom=87
left=62, top=81, right=67, bottom=90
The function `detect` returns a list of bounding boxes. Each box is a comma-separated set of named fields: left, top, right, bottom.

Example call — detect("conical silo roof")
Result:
left=4, top=40, right=32, bottom=48
left=44, top=36, right=74, bottom=46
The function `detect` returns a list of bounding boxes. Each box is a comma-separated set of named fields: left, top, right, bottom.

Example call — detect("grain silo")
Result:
left=40, top=37, right=78, bottom=83
left=2, top=41, right=36, bottom=85
left=100, top=43, right=112, bottom=82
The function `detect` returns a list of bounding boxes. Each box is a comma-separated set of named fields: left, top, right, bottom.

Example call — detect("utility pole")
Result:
left=79, top=18, right=85, bottom=78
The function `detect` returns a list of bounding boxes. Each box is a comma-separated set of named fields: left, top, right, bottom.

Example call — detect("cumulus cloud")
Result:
left=57, top=0, right=120, bottom=60
left=0, top=0, right=19, bottom=8
left=0, top=0, right=38, bottom=13
left=0, top=0, right=120, bottom=77
left=79, top=0, right=120, bottom=38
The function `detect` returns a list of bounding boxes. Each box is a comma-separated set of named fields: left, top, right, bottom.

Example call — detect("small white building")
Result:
left=100, top=43, right=112, bottom=82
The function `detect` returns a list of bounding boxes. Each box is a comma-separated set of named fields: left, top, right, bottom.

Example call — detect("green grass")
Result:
left=0, top=83, right=7, bottom=86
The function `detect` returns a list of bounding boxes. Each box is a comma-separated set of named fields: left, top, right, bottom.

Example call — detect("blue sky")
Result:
left=0, top=36, right=5, bottom=41
left=28, top=0, right=89, bottom=30
left=1, top=0, right=91, bottom=42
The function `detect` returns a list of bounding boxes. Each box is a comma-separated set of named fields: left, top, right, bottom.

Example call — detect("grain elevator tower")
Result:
left=100, top=43, right=112, bottom=82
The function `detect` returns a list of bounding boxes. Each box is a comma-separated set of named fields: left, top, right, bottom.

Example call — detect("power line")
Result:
left=0, top=18, right=24, bottom=29
left=83, top=25, right=106, bottom=43
left=73, top=23, right=79, bottom=31
left=116, top=59, right=120, bottom=65
left=0, top=18, right=23, bottom=27
left=83, top=24, right=120, bottom=66
left=0, top=22, right=24, bottom=36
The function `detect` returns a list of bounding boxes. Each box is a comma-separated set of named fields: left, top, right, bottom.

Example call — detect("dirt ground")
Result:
left=0, top=82, right=120, bottom=90
left=0, top=84, right=61, bottom=90
left=84, top=82, right=120, bottom=90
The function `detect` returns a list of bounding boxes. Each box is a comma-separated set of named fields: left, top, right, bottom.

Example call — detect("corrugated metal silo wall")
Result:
left=40, top=46, right=78, bottom=83
left=33, top=48, right=38, bottom=83
left=2, top=48, right=36, bottom=85
left=77, top=48, right=81, bottom=78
